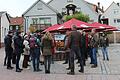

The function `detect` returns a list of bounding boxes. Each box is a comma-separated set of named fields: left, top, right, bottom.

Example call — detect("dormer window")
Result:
left=67, top=0, right=73, bottom=2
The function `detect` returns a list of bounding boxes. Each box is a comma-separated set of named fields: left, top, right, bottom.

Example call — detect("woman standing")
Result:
left=23, top=35, right=30, bottom=68
left=42, top=31, right=53, bottom=74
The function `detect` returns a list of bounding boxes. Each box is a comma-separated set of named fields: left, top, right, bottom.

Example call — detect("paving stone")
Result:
left=0, top=44, right=120, bottom=80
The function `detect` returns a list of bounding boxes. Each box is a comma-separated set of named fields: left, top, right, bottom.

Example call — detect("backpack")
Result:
left=29, top=37, right=36, bottom=48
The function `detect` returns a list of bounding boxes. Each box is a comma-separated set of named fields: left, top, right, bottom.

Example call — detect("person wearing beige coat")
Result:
left=22, top=35, right=30, bottom=68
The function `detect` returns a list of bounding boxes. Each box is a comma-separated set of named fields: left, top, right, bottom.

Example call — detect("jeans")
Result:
left=91, top=48, right=97, bottom=65
left=89, top=48, right=93, bottom=64
left=44, top=55, right=52, bottom=72
left=32, top=48, right=40, bottom=71
left=101, top=47, right=109, bottom=60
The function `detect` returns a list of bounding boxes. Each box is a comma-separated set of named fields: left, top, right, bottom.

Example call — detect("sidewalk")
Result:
left=0, top=44, right=120, bottom=80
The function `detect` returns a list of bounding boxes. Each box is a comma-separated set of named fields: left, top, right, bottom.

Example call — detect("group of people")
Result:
left=63, top=25, right=109, bottom=75
left=4, top=24, right=109, bottom=75
left=4, top=30, right=55, bottom=73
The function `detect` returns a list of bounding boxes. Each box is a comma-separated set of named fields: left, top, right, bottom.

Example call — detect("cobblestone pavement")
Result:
left=0, top=44, right=120, bottom=80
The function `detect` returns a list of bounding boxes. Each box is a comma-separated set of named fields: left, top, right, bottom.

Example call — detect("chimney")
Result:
left=117, top=3, right=120, bottom=6
left=98, top=2, right=100, bottom=8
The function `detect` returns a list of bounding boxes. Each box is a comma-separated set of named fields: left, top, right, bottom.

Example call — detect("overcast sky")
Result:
left=0, top=0, right=119, bottom=17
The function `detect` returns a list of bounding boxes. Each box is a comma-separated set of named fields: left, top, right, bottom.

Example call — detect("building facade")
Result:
left=10, top=17, right=24, bottom=32
left=23, top=0, right=103, bottom=33
left=0, top=12, right=10, bottom=47
left=101, top=2, right=120, bottom=43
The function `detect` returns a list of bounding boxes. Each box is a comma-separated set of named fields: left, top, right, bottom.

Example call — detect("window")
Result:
left=39, top=18, right=51, bottom=24
left=114, top=19, right=120, bottom=23
left=16, top=26, right=19, bottom=30
left=67, top=0, right=73, bottom=2
left=114, top=19, right=116, bottom=23
left=32, top=18, right=38, bottom=24
left=117, top=19, right=120, bottom=23
left=114, top=9, right=119, bottom=14
left=37, top=3, right=43, bottom=10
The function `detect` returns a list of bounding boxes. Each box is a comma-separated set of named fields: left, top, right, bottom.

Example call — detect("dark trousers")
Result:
left=81, top=47, right=86, bottom=65
left=4, top=52, right=7, bottom=66
left=66, top=52, right=70, bottom=68
left=44, top=55, right=52, bottom=72
left=6, top=51, right=12, bottom=68
left=64, top=52, right=69, bottom=63
left=16, top=53, right=21, bottom=70
left=70, top=47, right=84, bottom=72
left=31, top=48, right=40, bottom=71
left=12, top=51, right=16, bottom=64
left=23, top=55, right=29, bottom=68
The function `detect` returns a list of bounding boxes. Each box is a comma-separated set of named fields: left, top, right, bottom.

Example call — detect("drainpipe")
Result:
left=113, top=31, right=116, bottom=44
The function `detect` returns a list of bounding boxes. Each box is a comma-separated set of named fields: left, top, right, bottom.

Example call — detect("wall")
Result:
left=102, top=2, right=120, bottom=30
left=24, top=15, right=57, bottom=32
left=1, top=13, right=9, bottom=46
left=23, top=0, right=58, bottom=32
left=108, top=32, right=120, bottom=43
left=48, top=0, right=99, bottom=22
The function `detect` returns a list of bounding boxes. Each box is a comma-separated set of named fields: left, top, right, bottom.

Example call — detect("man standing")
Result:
left=99, top=33, right=109, bottom=61
left=14, top=31, right=24, bottom=72
left=90, top=29, right=99, bottom=68
left=67, top=25, right=84, bottom=75
left=4, top=31, right=14, bottom=70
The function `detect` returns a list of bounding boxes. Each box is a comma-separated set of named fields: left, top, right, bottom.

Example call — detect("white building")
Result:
left=101, top=2, right=120, bottom=29
left=101, top=2, right=120, bottom=43
left=22, top=0, right=59, bottom=32
left=23, top=0, right=104, bottom=32
left=0, top=12, right=10, bottom=47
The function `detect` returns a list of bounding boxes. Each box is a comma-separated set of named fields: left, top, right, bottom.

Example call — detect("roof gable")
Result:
left=0, top=12, right=10, bottom=23
left=47, top=0, right=97, bottom=14
left=0, top=12, right=5, bottom=16
left=102, top=2, right=120, bottom=16
left=23, top=0, right=58, bottom=16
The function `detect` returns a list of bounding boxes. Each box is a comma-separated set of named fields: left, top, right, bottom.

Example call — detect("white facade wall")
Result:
left=102, top=2, right=120, bottom=29
left=23, top=1, right=58, bottom=32
left=24, top=1, right=56, bottom=16
left=1, top=13, right=9, bottom=43
left=24, top=15, right=57, bottom=32
left=48, top=0, right=99, bottom=22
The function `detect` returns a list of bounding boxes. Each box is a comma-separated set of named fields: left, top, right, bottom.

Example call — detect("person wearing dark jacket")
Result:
left=14, top=31, right=24, bottom=72
left=4, top=31, right=14, bottom=70
left=67, top=25, right=84, bottom=75
left=89, top=29, right=99, bottom=68
left=80, top=30, right=87, bottom=66
left=99, top=33, right=109, bottom=61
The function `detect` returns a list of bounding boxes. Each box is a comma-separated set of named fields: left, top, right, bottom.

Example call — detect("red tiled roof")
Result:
left=10, top=17, right=24, bottom=26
